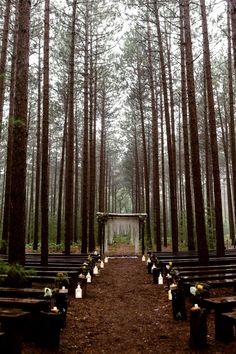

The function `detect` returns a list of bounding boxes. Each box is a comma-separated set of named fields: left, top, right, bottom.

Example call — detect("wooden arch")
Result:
left=96, top=213, right=147, bottom=255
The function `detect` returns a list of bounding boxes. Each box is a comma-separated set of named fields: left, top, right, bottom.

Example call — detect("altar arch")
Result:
left=96, top=213, right=147, bottom=255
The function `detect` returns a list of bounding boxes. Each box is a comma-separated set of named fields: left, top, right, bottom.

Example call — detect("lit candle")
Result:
left=51, top=306, right=58, bottom=313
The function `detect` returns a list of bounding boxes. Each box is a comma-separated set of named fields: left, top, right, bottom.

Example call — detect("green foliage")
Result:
left=113, top=233, right=130, bottom=245
left=55, top=271, right=70, bottom=288
left=2, top=263, right=36, bottom=287
left=0, top=260, right=9, bottom=274
left=0, top=240, right=7, bottom=254
left=205, top=207, right=215, bottom=250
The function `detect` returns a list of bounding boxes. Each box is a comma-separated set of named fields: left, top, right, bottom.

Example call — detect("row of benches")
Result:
left=146, top=251, right=236, bottom=344
left=0, top=252, right=102, bottom=352
left=148, top=251, right=236, bottom=292
left=0, top=252, right=101, bottom=294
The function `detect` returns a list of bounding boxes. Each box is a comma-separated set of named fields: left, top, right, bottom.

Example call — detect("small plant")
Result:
left=190, top=282, right=211, bottom=298
left=165, top=261, right=179, bottom=282
left=55, top=272, right=69, bottom=288
left=80, top=262, right=89, bottom=276
left=0, top=260, right=9, bottom=274
left=4, top=263, right=35, bottom=287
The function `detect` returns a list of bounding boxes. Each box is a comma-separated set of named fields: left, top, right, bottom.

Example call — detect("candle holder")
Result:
left=93, top=265, right=99, bottom=275
left=75, top=284, right=82, bottom=298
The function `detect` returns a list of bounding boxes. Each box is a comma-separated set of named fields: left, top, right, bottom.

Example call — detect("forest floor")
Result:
left=23, top=253, right=236, bottom=354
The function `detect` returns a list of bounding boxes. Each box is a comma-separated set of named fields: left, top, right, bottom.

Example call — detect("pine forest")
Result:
left=0, top=0, right=235, bottom=265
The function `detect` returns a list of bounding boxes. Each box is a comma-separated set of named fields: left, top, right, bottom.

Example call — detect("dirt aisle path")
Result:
left=58, top=257, right=236, bottom=354
left=24, top=257, right=236, bottom=353
left=59, top=257, right=188, bottom=354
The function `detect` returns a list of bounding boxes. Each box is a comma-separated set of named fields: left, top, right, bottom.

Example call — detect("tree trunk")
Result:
left=57, top=104, right=67, bottom=245
left=41, top=0, right=50, bottom=265
left=200, top=0, right=225, bottom=256
left=74, top=110, right=79, bottom=243
left=137, top=58, right=152, bottom=249
left=9, top=0, right=31, bottom=265
left=179, top=2, right=195, bottom=250
left=33, top=40, right=42, bottom=251
left=183, top=0, right=209, bottom=264
left=160, top=92, right=168, bottom=247
left=0, top=0, right=11, bottom=138
left=230, top=0, right=236, bottom=71
left=2, top=4, right=18, bottom=252
left=81, top=2, right=89, bottom=253
left=98, top=83, right=106, bottom=252
left=228, top=0, right=236, bottom=246
left=88, top=31, right=96, bottom=252
left=218, top=94, right=235, bottom=246
left=153, top=3, right=178, bottom=252
left=146, top=14, right=161, bottom=251
left=64, top=0, right=77, bottom=255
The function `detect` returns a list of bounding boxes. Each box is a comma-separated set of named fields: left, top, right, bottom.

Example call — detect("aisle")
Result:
left=20, top=257, right=236, bottom=353
left=59, top=258, right=186, bottom=354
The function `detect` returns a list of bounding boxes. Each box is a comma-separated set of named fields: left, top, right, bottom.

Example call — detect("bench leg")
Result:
left=189, top=308, right=207, bottom=349
left=1, top=325, right=23, bottom=354
left=217, top=314, right=235, bottom=343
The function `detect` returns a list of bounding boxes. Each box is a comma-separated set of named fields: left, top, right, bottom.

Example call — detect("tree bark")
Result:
left=64, top=0, right=77, bottom=255
left=33, top=40, right=41, bottom=251
left=41, top=0, right=50, bottom=265
left=179, top=2, right=195, bottom=250
left=81, top=2, right=89, bottom=253
left=137, top=58, right=152, bottom=249
left=183, top=0, right=209, bottom=264
left=9, top=0, right=31, bottom=265
left=153, top=3, right=178, bottom=252
left=200, top=0, right=225, bottom=256
left=146, top=13, right=161, bottom=251
left=2, top=4, right=18, bottom=252
left=0, top=0, right=11, bottom=138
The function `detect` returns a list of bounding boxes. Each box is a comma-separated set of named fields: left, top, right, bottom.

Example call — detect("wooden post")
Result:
left=189, top=305, right=207, bottom=349
left=171, top=288, right=186, bottom=320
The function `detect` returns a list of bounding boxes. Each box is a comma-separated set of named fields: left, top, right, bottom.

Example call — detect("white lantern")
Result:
left=100, top=260, right=104, bottom=269
left=158, top=273, right=163, bottom=285
left=86, top=271, right=91, bottom=283
left=142, top=255, right=146, bottom=262
left=93, top=265, right=99, bottom=275
left=59, top=286, right=68, bottom=294
left=104, top=257, right=108, bottom=263
left=75, top=284, right=82, bottom=298
left=151, top=264, right=156, bottom=274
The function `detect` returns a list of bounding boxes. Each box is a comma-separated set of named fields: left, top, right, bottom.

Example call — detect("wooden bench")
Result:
left=0, top=287, right=45, bottom=298
left=202, top=296, right=236, bottom=341
left=219, top=310, right=236, bottom=343
left=178, top=263, right=236, bottom=272
left=0, top=307, right=31, bottom=353
left=179, top=267, right=236, bottom=277
left=181, top=273, right=236, bottom=284
left=181, top=273, right=236, bottom=294
left=183, top=278, right=236, bottom=292
left=0, top=297, right=48, bottom=312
